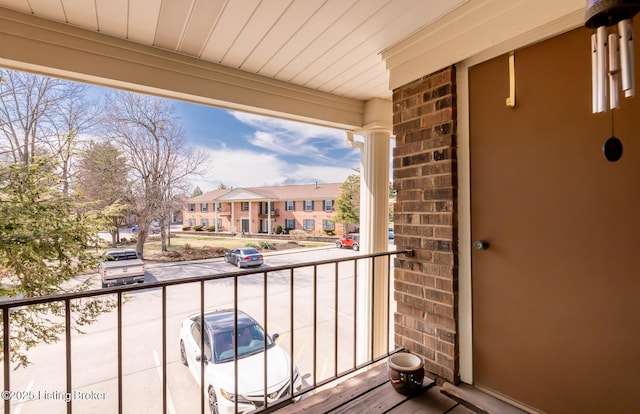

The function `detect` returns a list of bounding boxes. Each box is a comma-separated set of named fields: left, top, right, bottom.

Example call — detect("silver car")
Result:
left=225, top=248, right=264, bottom=268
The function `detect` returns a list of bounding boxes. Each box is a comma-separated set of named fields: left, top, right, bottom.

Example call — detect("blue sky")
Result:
left=171, top=100, right=360, bottom=192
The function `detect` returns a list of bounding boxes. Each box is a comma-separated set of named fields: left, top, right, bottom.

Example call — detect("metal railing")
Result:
left=1, top=249, right=410, bottom=414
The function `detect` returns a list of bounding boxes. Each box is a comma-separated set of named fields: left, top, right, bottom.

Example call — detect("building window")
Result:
left=241, top=202, right=249, bottom=211
left=215, top=219, right=222, bottom=230
left=285, top=219, right=296, bottom=229
left=324, top=200, right=334, bottom=211
left=201, top=203, right=208, bottom=212
left=322, top=220, right=335, bottom=231
left=201, top=219, right=209, bottom=227
left=286, top=201, right=295, bottom=211
left=303, top=219, right=315, bottom=231
left=188, top=203, right=195, bottom=212
left=188, top=218, right=196, bottom=226
left=215, top=203, right=221, bottom=212
left=304, top=200, right=314, bottom=211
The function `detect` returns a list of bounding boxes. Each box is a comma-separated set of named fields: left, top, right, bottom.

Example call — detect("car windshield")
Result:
left=213, top=323, right=274, bottom=363
left=240, top=248, right=259, bottom=255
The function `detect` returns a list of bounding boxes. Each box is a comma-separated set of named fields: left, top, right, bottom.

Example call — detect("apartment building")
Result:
left=183, top=182, right=348, bottom=235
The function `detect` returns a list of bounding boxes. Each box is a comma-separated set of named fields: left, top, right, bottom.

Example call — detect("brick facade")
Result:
left=392, top=67, right=459, bottom=383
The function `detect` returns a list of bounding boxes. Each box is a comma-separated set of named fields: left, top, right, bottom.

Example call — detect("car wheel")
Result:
left=336, top=241, right=342, bottom=248
left=179, top=340, right=188, bottom=366
left=353, top=243, right=359, bottom=251
left=208, top=387, right=219, bottom=414
left=237, top=260, right=242, bottom=269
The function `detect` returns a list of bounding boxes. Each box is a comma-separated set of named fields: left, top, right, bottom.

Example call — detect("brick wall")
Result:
left=392, top=66, right=458, bottom=383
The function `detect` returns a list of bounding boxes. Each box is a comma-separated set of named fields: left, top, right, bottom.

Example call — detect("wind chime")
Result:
left=585, top=0, right=640, bottom=161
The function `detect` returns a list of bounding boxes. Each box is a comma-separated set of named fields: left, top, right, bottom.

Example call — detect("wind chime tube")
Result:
left=609, top=32, right=620, bottom=109
left=618, top=19, right=635, bottom=97
left=596, top=25, right=608, bottom=113
left=591, top=33, right=599, bottom=113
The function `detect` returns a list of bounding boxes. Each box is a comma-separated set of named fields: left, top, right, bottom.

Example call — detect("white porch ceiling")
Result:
left=0, top=0, right=467, bottom=102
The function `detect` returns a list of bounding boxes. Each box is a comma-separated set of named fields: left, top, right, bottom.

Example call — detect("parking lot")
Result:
left=5, top=245, right=394, bottom=414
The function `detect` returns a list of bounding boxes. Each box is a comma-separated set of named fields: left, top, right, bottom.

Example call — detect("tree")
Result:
left=191, top=186, right=203, bottom=197
left=217, top=183, right=229, bottom=190
left=0, top=69, right=101, bottom=196
left=332, top=172, right=360, bottom=229
left=101, top=91, right=208, bottom=256
left=74, top=141, right=130, bottom=246
left=0, top=160, right=115, bottom=367
left=44, top=82, right=102, bottom=196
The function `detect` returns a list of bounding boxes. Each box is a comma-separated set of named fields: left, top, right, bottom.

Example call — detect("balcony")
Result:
left=1, top=249, right=415, bottom=414
left=258, top=209, right=279, bottom=218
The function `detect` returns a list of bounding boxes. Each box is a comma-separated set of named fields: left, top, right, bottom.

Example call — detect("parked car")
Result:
left=225, top=248, right=264, bottom=268
left=336, top=233, right=360, bottom=251
left=98, top=248, right=145, bottom=288
left=388, top=227, right=394, bottom=239
left=179, top=309, right=302, bottom=414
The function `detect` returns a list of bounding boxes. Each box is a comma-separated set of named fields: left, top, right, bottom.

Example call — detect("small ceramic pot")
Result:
left=387, top=352, right=424, bottom=395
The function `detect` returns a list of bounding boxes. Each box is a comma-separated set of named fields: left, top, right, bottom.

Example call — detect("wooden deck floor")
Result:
left=274, top=363, right=476, bottom=414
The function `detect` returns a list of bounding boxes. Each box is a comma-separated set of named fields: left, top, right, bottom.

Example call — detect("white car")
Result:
left=179, top=309, right=302, bottom=414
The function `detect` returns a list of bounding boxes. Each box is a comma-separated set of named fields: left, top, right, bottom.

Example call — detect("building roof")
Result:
left=186, top=182, right=342, bottom=203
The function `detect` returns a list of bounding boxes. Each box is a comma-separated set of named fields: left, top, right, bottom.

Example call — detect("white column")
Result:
left=267, top=201, right=272, bottom=234
left=249, top=202, right=253, bottom=233
left=214, top=203, right=219, bottom=232
left=350, top=124, right=392, bottom=363
left=231, top=201, right=235, bottom=233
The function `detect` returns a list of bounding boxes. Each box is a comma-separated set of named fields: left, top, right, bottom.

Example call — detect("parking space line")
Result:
left=327, top=308, right=353, bottom=320
left=294, top=343, right=306, bottom=366
left=153, top=350, right=176, bottom=414
left=13, top=379, right=34, bottom=414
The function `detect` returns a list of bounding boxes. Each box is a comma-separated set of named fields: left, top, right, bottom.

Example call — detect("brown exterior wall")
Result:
left=392, top=67, right=458, bottom=383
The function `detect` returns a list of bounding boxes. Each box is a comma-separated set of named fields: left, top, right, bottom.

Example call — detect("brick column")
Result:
left=392, top=67, right=458, bottom=383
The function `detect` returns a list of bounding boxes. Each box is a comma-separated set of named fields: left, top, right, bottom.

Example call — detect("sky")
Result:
left=170, top=100, right=361, bottom=193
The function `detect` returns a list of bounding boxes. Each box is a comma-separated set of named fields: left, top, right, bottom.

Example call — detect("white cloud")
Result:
left=231, top=111, right=348, bottom=159
left=187, top=146, right=357, bottom=192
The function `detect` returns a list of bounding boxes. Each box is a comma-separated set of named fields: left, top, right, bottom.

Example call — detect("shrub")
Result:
left=284, top=227, right=292, bottom=234
left=323, top=228, right=335, bottom=236
left=193, top=225, right=204, bottom=231
left=182, top=226, right=191, bottom=231
left=206, top=225, right=216, bottom=232
left=289, top=229, right=308, bottom=244
left=275, top=225, right=283, bottom=234
left=259, top=241, right=276, bottom=250
left=183, top=243, right=192, bottom=251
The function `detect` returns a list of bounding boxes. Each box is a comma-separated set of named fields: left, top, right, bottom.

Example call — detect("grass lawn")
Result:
left=116, top=233, right=333, bottom=260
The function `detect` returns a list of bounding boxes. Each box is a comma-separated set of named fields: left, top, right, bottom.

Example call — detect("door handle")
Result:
left=474, top=240, right=490, bottom=250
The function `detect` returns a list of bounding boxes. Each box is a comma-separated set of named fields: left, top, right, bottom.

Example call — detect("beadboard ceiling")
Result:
left=0, top=0, right=467, bottom=101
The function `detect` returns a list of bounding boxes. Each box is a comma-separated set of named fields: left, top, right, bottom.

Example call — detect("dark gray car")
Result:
left=224, top=248, right=264, bottom=268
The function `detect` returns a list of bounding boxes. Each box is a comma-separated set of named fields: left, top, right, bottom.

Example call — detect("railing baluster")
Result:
left=370, top=257, right=376, bottom=361
left=313, top=264, right=317, bottom=388
left=65, top=299, right=72, bottom=414
left=263, top=270, right=268, bottom=409
left=234, top=277, right=238, bottom=414
left=387, top=256, right=392, bottom=354
left=162, top=286, right=167, bottom=414
left=4, top=307, right=10, bottom=414
left=289, top=268, right=295, bottom=398
left=334, top=262, right=339, bottom=377
left=200, top=281, right=205, bottom=414
left=117, top=292, right=123, bottom=414
left=353, top=259, right=357, bottom=369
